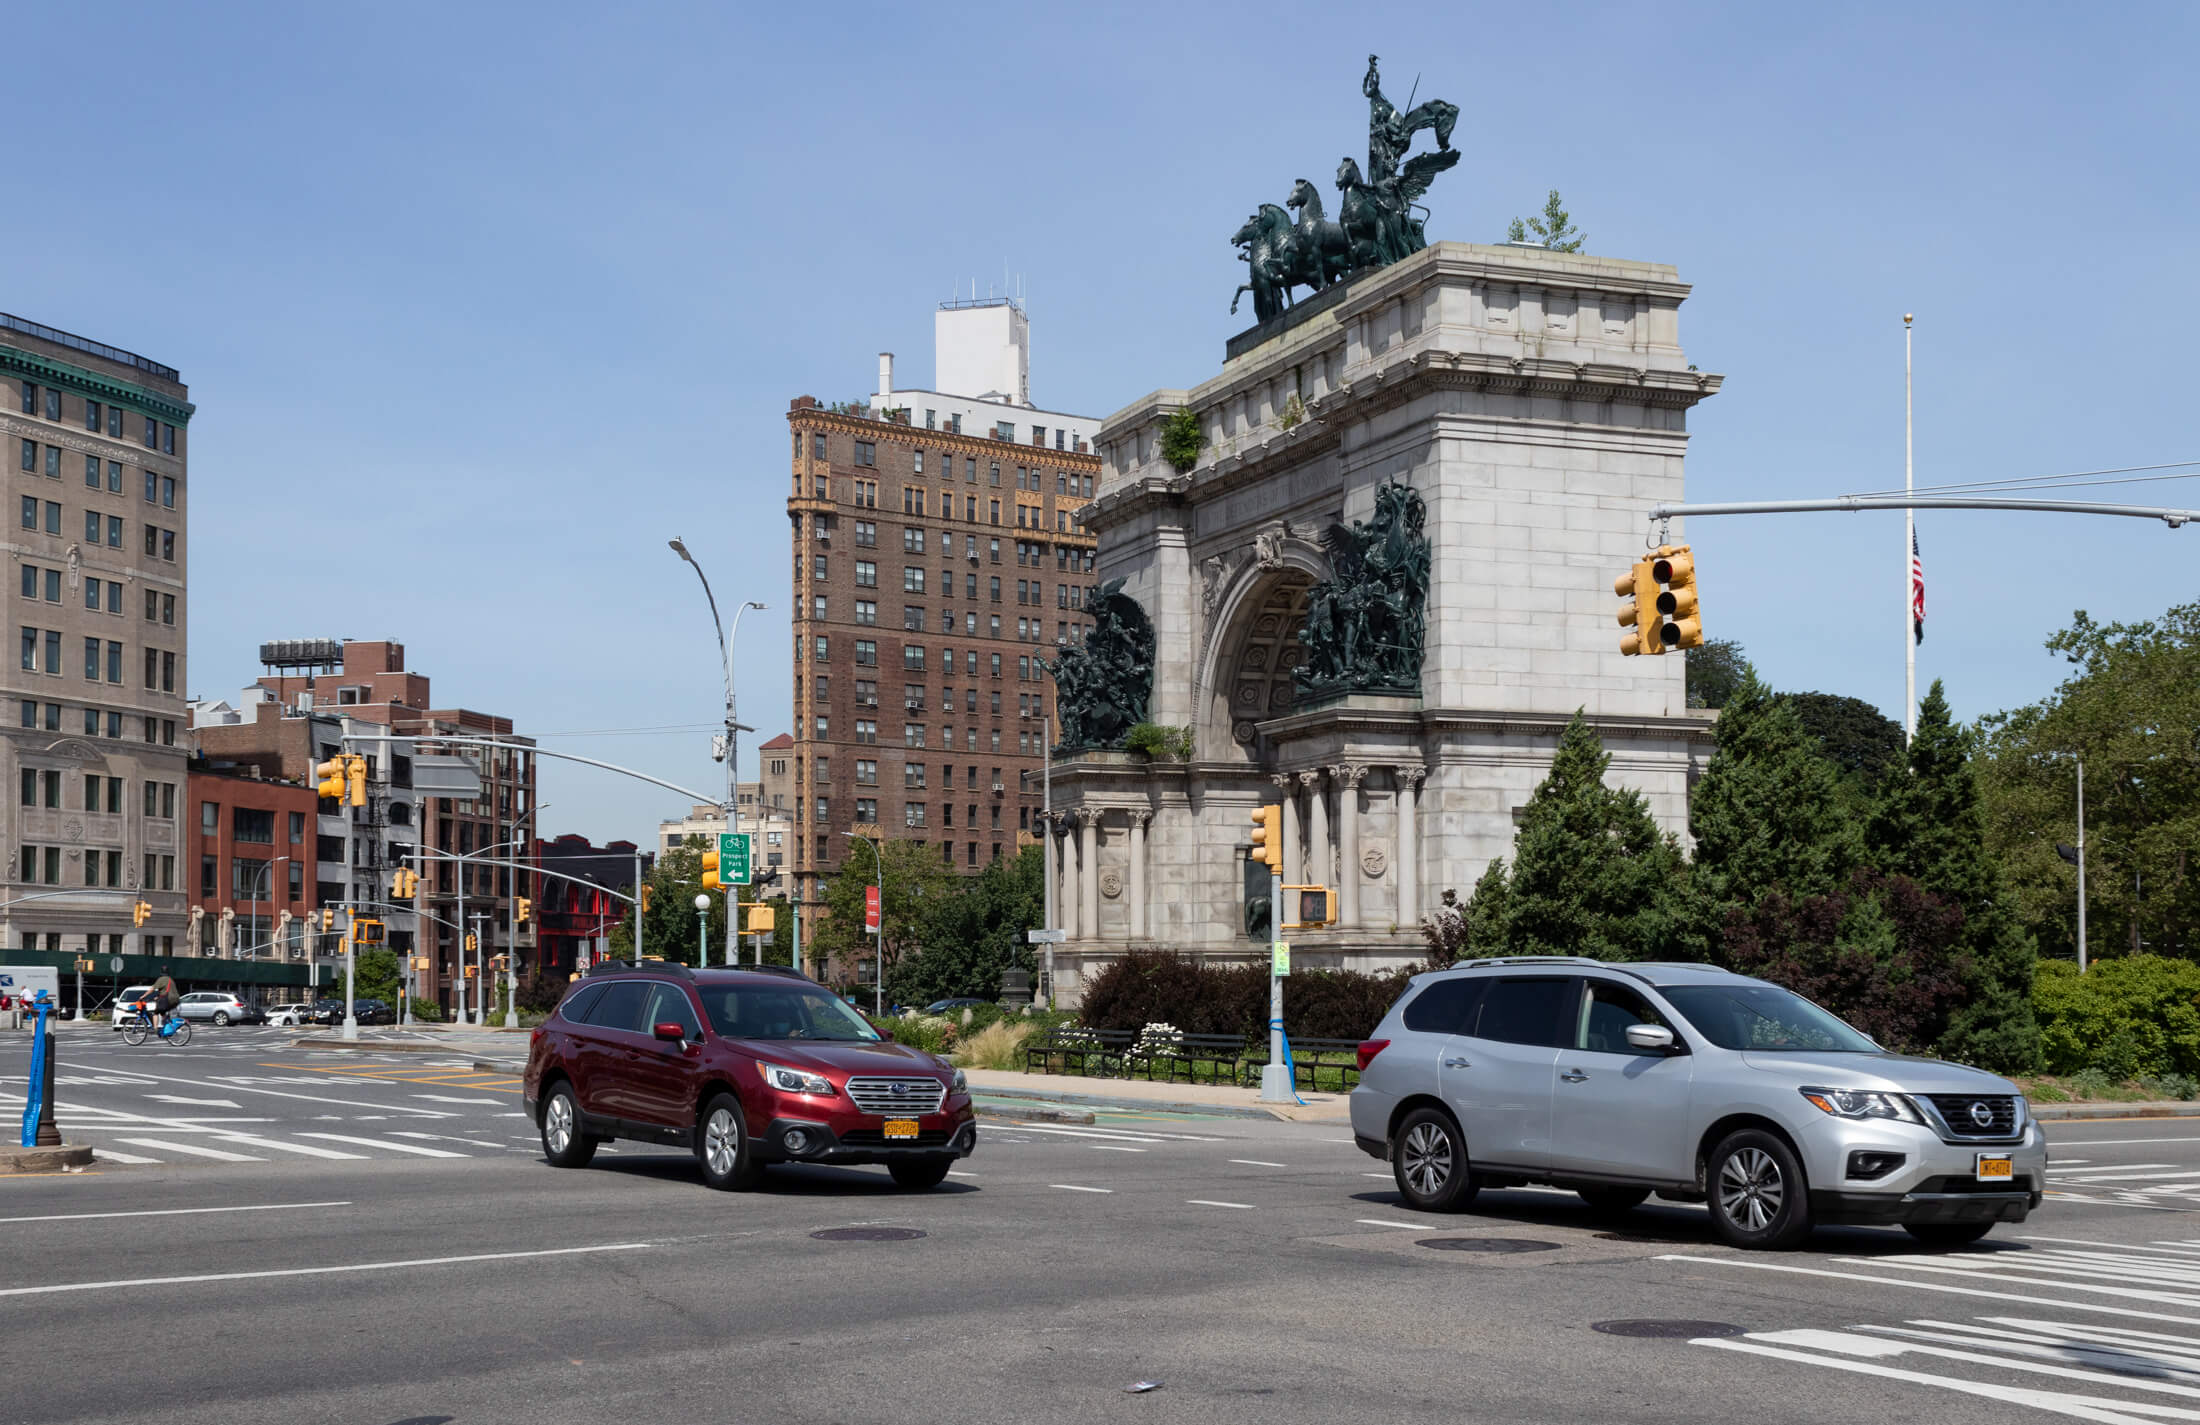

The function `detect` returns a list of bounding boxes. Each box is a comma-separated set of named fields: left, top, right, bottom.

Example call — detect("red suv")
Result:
left=523, top=961, right=976, bottom=1190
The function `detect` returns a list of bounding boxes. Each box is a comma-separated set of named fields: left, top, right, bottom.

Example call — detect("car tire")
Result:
left=1578, top=1187, right=1651, bottom=1217
left=212, top=1011, right=229, bottom=1026
left=1903, top=1222, right=1994, bottom=1249
left=1707, top=1129, right=1813, bottom=1249
left=697, top=1091, right=761, bottom=1191
left=888, top=1156, right=955, bottom=1190
left=1391, top=1106, right=1480, bottom=1212
left=539, top=1084, right=597, bottom=1169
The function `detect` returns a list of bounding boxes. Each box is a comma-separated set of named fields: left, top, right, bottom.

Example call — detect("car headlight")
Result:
left=758, top=1062, right=836, bottom=1096
left=1800, top=1086, right=1922, bottom=1123
left=950, top=1068, right=967, bottom=1095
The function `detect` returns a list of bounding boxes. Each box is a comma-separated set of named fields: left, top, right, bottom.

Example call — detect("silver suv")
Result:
left=1349, top=957, right=2046, bottom=1249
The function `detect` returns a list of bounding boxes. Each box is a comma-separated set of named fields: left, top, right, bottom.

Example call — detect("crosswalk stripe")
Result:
left=91, top=1148, right=161, bottom=1165
left=116, top=1138, right=263, bottom=1163
left=298, top=1133, right=468, bottom=1158
left=205, top=1134, right=367, bottom=1160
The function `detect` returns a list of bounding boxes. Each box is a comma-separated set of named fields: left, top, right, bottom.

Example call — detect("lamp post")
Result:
left=245, top=854, right=291, bottom=962
left=668, top=536, right=765, bottom=968
left=693, top=892, right=711, bottom=964
left=842, top=832, right=884, bottom=1015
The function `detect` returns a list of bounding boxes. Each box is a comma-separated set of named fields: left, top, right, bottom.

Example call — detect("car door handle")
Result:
left=1442, top=1056, right=1471, bottom=1069
left=1560, top=1069, right=1589, bottom=1082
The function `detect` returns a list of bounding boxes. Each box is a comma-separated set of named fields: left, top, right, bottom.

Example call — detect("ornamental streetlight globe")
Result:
left=693, top=893, right=711, bottom=912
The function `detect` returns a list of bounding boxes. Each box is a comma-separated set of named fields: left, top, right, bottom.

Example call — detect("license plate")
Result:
left=883, top=1119, right=919, bottom=1140
left=1977, top=1154, right=2014, bottom=1181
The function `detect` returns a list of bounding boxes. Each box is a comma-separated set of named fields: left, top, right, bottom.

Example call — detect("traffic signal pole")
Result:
left=1263, top=866, right=1289, bottom=1105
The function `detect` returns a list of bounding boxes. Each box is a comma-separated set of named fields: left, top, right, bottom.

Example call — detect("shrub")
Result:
left=952, top=1019, right=1034, bottom=1070
left=869, top=1013, right=957, bottom=1057
left=1077, top=949, right=1421, bottom=1042
left=408, top=998, right=443, bottom=1023
left=2141, top=1073, right=2200, bottom=1102
left=1124, top=723, right=1194, bottom=761
left=1160, top=408, right=1206, bottom=474
left=2034, top=956, right=2200, bottom=1079
left=2066, top=1067, right=2118, bottom=1100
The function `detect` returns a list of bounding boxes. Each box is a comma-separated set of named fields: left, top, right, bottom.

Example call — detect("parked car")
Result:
left=111, top=985, right=156, bottom=1030
left=266, top=1003, right=313, bottom=1027
left=923, top=998, right=990, bottom=1015
left=524, top=962, right=977, bottom=1191
left=1350, top=956, right=2045, bottom=1250
left=352, top=999, right=395, bottom=1026
left=305, top=998, right=350, bottom=1025
left=173, top=992, right=265, bottom=1026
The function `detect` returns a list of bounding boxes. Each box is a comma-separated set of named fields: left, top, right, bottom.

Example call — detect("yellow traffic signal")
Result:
left=639, top=885, right=653, bottom=913
left=320, top=906, right=335, bottom=930
left=1614, top=557, right=1661, bottom=655
left=354, top=918, right=384, bottom=946
left=745, top=904, right=776, bottom=934
left=344, top=754, right=367, bottom=807
left=515, top=896, right=531, bottom=925
left=700, top=847, right=722, bottom=891
left=314, top=757, right=347, bottom=800
left=491, top=954, right=508, bottom=972
left=464, top=963, right=477, bottom=979
left=131, top=899, right=150, bottom=927
left=1650, top=544, right=1702, bottom=650
left=464, top=933, right=477, bottom=952
left=1248, top=805, right=1282, bottom=869
left=413, top=955, right=430, bottom=971
left=1282, top=884, right=1334, bottom=930
left=391, top=868, right=418, bottom=900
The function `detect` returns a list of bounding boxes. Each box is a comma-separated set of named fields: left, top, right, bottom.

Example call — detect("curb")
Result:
left=965, top=1083, right=1302, bottom=1122
left=0, top=1143, right=94, bottom=1174
left=976, top=1101, right=1098, bottom=1126
left=2035, top=1102, right=2200, bottom=1121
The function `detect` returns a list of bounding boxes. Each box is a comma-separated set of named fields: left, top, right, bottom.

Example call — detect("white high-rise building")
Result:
left=869, top=296, right=1099, bottom=453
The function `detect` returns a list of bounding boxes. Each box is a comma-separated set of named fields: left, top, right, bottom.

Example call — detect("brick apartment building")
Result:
left=0, top=312, right=192, bottom=965
left=785, top=299, right=1101, bottom=930
left=534, top=834, right=645, bottom=980
left=185, top=763, right=319, bottom=962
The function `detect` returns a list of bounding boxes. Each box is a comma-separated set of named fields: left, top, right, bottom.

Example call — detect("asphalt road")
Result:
left=6, top=1028, right=2200, bottom=1425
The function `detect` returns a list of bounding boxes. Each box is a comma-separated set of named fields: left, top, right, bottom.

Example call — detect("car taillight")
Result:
left=1356, top=1039, right=1390, bottom=1071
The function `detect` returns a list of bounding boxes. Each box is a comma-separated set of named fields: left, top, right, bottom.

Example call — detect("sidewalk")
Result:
left=963, top=1068, right=1352, bottom=1124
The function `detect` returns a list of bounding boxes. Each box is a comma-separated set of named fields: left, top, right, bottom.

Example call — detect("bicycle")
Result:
left=120, top=1004, right=191, bottom=1047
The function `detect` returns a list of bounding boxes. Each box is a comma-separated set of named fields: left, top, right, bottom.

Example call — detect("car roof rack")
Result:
left=1451, top=956, right=1605, bottom=970
left=583, top=958, right=696, bottom=980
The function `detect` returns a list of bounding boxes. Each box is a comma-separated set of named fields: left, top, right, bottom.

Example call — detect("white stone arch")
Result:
left=1193, top=542, right=1330, bottom=765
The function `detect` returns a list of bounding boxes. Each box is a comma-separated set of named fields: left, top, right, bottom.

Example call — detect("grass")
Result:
left=952, top=1020, right=1035, bottom=1070
left=2014, top=1072, right=2200, bottom=1104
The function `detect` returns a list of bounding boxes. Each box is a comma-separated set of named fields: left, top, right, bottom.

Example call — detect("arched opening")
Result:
left=1203, top=572, right=1313, bottom=763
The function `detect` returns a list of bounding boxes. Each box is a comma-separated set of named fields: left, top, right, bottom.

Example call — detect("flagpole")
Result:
left=1903, top=313, right=1916, bottom=745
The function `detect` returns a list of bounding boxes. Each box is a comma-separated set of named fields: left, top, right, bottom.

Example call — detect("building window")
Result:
left=813, top=636, right=829, bottom=661
left=854, top=718, right=876, bottom=743
left=853, top=440, right=875, bottom=467
left=854, top=679, right=877, bottom=706
left=855, top=600, right=877, bottom=626
left=902, top=645, right=925, bottom=672
left=813, top=554, right=828, bottom=580
left=902, top=567, right=924, bottom=594
left=853, top=560, right=876, bottom=587
left=162, top=477, right=175, bottom=509
left=855, top=760, right=877, bottom=785
left=902, top=527, right=924, bottom=554
left=853, top=520, right=876, bottom=547
left=854, top=639, right=876, bottom=666
left=812, top=433, right=827, bottom=459
left=854, top=798, right=876, bottom=824
left=812, top=595, right=827, bottom=620
left=904, top=724, right=925, bottom=748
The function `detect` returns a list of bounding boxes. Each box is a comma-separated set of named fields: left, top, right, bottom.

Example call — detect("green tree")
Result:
left=1504, top=190, right=1586, bottom=252
left=1502, top=713, right=1689, bottom=959
left=605, top=837, right=787, bottom=968
left=1785, top=691, right=1906, bottom=785
left=1979, top=603, right=2200, bottom=964
left=1866, top=681, right=2040, bottom=1070
left=1690, top=677, right=1862, bottom=913
left=1685, top=637, right=1754, bottom=711
left=809, top=835, right=961, bottom=990
left=353, top=948, right=402, bottom=1006
left=886, top=845, right=1046, bottom=1005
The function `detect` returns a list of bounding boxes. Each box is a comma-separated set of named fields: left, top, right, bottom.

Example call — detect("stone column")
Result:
left=1056, top=816, right=1079, bottom=940
left=1271, top=773, right=1301, bottom=886
left=1128, top=811, right=1150, bottom=940
left=1396, top=767, right=1425, bottom=926
left=1332, top=764, right=1366, bottom=929
left=1301, top=769, right=1329, bottom=894
left=1078, top=809, right=1100, bottom=941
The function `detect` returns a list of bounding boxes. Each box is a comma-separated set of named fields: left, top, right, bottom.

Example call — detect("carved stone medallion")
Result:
left=1361, top=847, right=1388, bottom=879
left=1099, top=868, right=1124, bottom=899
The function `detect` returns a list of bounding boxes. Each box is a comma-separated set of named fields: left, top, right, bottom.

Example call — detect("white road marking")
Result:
left=1362, top=1172, right=1392, bottom=1179
left=2060, top=1169, right=2200, bottom=1184
left=90, top=1148, right=162, bottom=1164
left=1187, top=1199, right=1255, bottom=1209
left=412, top=1095, right=502, bottom=1105
left=1657, top=1255, right=2200, bottom=1327
left=1090, top=1146, right=1144, bottom=1153
left=2049, top=1164, right=2175, bottom=1175
left=143, top=1094, right=241, bottom=1108
left=1355, top=1218, right=1426, bottom=1230
left=65, top=1064, right=453, bottom=1117
left=299, top=1133, right=467, bottom=1158
left=946, top=1170, right=977, bottom=1178
left=1230, top=1159, right=1287, bottom=1168
left=391, top=1132, right=507, bottom=1150
left=2042, top=1136, right=2200, bottom=1147
left=115, top=1138, right=263, bottom=1163
left=0, top=1201, right=349, bottom=1226
left=0, top=1243, right=651, bottom=1299
left=1050, top=1184, right=1112, bottom=1194
left=205, top=1134, right=367, bottom=1161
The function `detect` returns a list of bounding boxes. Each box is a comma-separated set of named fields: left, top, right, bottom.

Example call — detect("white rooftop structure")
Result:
left=869, top=296, right=1099, bottom=454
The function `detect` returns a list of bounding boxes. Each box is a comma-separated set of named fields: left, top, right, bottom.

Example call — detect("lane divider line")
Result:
left=1187, top=1200, right=1255, bottom=1210
left=0, top=1201, right=351, bottom=1226
left=0, top=1243, right=650, bottom=1299
left=1050, top=1184, right=1112, bottom=1194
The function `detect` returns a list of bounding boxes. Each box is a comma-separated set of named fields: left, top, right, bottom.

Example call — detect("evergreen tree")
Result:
left=1690, top=677, right=1861, bottom=911
left=1869, top=681, right=2041, bottom=1070
left=1502, top=713, right=1689, bottom=960
left=1461, top=857, right=1511, bottom=957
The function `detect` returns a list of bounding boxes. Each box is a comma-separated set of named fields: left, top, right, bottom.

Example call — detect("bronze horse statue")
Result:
left=1230, top=204, right=1300, bottom=323
left=1286, top=178, right=1354, bottom=290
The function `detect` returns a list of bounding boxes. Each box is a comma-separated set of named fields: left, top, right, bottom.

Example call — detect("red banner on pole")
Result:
left=864, top=885, right=881, bottom=934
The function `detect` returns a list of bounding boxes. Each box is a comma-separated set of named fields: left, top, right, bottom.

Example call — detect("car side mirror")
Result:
left=1625, top=1024, right=1676, bottom=1052
left=652, top=1021, right=689, bottom=1044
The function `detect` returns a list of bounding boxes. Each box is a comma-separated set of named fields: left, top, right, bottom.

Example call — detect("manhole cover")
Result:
left=1416, top=1237, right=1560, bottom=1254
left=809, top=1227, right=926, bottom=1242
left=1591, top=1320, right=1744, bottom=1339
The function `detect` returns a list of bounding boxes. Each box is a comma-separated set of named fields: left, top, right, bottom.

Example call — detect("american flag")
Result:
left=1910, top=529, right=1926, bottom=644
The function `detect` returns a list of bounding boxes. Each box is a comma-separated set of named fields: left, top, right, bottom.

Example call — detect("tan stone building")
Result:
left=784, top=306, right=1102, bottom=932
left=0, top=313, right=192, bottom=967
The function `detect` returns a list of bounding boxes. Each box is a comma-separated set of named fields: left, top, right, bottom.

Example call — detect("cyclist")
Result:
left=143, top=973, right=180, bottom=1035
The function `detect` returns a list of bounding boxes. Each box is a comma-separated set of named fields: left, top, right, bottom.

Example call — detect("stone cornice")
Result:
left=1258, top=702, right=1720, bottom=747
left=1329, top=348, right=1722, bottom=416
left=1338, top=241, right=1697, bottom=316
left=785, top=405, right=1100, bottom=469
left=0, top=347, right=195, bottom=426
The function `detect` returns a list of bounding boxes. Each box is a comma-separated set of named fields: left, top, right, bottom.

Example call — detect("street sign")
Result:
left=108, top=956, right=124, bottom=973
left=1026, top=929, right=1067, bottom=944
left=864, top=885, right=881, bottom=933
left=718, top=832, right=752, bottom=887
left=1272, top=941, right=1291, bottom=977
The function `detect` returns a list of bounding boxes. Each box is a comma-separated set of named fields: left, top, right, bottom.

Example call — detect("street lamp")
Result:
left=245, top=854, right=291, bottom=962
left=693, top=892, right=711, bottom=964
left=668, top=536, right=765, bottom=967
left=842, top=832, right=884, bottom=1016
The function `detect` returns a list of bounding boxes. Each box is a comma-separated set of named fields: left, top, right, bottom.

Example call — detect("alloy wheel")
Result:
left=1718, top=1147, right=1784, bottom=1232
left=1401, top=1121, right=1453, bottom=1196
left=705, top=1107, right=740, bottom=1177
left=545, top=1094, right=573, bottom=1154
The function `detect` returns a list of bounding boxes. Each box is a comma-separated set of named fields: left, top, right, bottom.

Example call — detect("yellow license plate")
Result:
left=883, top=1119, right=920, bottom=1140
left=1977, top=1154, right=2014, bottom=1180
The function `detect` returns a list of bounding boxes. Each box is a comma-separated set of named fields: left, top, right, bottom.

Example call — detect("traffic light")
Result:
left=1650, top=544, right=1702, bottom=650
left=131, top=900, right=150, bottom=927
left=464, top=963, right=477, bottom=979
left=515, top=896, right=531, bottom=925
left=413, top=956, right=430, bottom=971
left=700, top=847, right=722, bottom=891
left=320, top=906, right=335, bottom=931
left=391, top=868, right=418, bottom=900
left=1282, top=885, right=1334, bottom=930
left=315, top=757, right=347, bottom=800
left=354, top=918, right=384, bottom=946
left=745, top=904, right=776, bottom=934
left=639, top=885, right=652, bottom=913
left=1248, top=805, right=1282, bottom=869
left=491, top=954, right=508, bottom=972
left=344, top=754, right=367, bottom=807
left=1614, top=557, right=1661, bottom=655
left=464, top=933, right=477, bottom=953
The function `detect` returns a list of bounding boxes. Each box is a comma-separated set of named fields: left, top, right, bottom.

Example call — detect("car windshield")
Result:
left=699, top=984, right=883, bottom=1042
left=1659, top=983, right=1879, bottom=1053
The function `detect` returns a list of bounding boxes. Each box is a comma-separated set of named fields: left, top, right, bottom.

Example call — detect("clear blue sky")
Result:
left=9, top=2, right=2193, bottom=843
